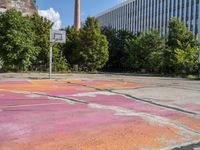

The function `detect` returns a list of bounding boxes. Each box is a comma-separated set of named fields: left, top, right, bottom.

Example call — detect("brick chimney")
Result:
left=74, top=0, right=80, bottom=30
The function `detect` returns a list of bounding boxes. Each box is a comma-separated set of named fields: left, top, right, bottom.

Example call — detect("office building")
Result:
left=96, top=0, right=200, bottom=39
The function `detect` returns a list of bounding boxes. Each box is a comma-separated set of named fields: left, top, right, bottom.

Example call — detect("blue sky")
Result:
left=37, top=0, right=122, bottom=29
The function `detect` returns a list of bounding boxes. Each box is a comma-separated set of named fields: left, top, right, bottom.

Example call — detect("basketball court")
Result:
left=0, top=75, right=200, bottom=150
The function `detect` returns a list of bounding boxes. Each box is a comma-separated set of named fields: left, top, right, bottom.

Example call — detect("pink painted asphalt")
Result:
left=0, top=79, right=200, bottom=150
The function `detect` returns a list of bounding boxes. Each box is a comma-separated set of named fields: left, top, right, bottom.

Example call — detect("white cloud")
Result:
left=38, top=8, right=61, bottom=30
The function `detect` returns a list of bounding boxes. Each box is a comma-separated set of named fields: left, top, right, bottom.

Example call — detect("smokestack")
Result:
left=74, top=0, right=80, bottom=30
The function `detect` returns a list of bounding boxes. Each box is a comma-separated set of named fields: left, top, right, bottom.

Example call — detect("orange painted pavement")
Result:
left=0, top=79, right=199, bottom=150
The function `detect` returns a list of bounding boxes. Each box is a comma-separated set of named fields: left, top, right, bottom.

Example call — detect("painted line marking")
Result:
left=65, top=81, right=200, bottom=117
left=0, top=102, right=67, bottom=109
left=0, top=89, right=87, bottom=104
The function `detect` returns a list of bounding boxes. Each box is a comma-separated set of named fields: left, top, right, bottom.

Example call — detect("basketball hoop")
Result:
left=49, top=30, right=66, bottom=79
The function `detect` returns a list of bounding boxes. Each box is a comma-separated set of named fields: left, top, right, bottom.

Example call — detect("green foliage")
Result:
left=101, top=26, right=135, bottom=70
left=174, top=41, right=199, bottom=73
left=140, top=30, right=165, bottom=72
left=0, top=9, right=36, bottom=71
left=79, top=17, right=109, bottom=71
left=166, top=18, right=197, bottom=49
left=64, top=26, right=81, bottom=66
left=101, top=19, right=199, bottom=75
left=102, top=27, right=165, bottom=72
left=125, top=30, right=165, bottom=72
left=30, top=13, right=69, bottom=72
left=164, top=18, right=199, bottom=73
left=0, top=9, right=198, bottom=75
left=52, top=43, right=69, bottom=72
left=0, top=10, right=69, bottom=72
left=29, top=13, right=52, bottom=69
left=64, top=17, right=109, bottom=71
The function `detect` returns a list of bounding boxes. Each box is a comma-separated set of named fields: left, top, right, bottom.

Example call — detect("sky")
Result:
left=37, top=0, right=125, bottom=29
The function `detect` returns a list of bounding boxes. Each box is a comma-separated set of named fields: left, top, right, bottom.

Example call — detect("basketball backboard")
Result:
left=50, top=30, right=66, bottom=43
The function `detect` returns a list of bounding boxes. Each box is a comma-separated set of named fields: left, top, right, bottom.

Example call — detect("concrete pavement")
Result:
left=0, top=73, right=199, bottom=150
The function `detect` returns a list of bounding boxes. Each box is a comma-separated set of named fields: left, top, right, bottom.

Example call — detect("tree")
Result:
left=29, top=13, right=52, bottom=69
left=124, top=30, right=165, bottom=72
left=174, top=41, right=199, bottom=74
left=166, top=18, right=197, bottom=50
left=101, top=26, right=135, bottom=70
left=0, top=9, right=36, bottom=71
left=78, top=17, right=109, bottom=71
left=140, top=30, right=165, bottom=72
left=52, top=43, right=69, bottom=72
left=30, top=13, right=69, bottom=72
left=164, top=18, right=198, bottom=73
left=63, top=26, right=81, bottom=67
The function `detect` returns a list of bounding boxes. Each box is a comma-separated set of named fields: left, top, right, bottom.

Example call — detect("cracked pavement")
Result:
left=0, top=73, right=199, bottom=150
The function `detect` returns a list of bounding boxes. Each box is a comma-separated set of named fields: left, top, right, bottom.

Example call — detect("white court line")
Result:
left=0, top=102, right=67, bottom=109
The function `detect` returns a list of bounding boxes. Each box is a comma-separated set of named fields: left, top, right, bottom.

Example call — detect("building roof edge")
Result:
left=95, top=0, right=135, bottom=18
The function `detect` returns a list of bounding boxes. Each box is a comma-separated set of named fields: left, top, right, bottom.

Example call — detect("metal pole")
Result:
left=49, top=43, right=53, bottom=79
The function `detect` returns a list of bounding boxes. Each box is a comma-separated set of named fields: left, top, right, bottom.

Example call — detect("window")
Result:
left=173, top=0, right=176, bottom=16
left=181, top=0, right=185, bottom=20
left=140, top=0, right=142, bottom=30
left=186, top=0, right=189, bottom=21
left=146, top=0, right=148, bottom=28
left=149, top=0, right=152, bottom=28
left=195, top=0, right=199, bottom=35
left=177, top=0, right=180, bottom=18
left=152, top=0, right=157, bottom=27
left=158, top=0, right=161, bottom=26
left=169, top=0, right=172, bottom=17
left=143, top=0, right=146, bottom=29
left=196, top=0, right=199, bottom=19
left=191, top=0, right=194, bottom=20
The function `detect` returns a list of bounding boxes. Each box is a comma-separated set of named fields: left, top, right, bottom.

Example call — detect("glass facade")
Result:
left=96, top=0, right=200, bottom=40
